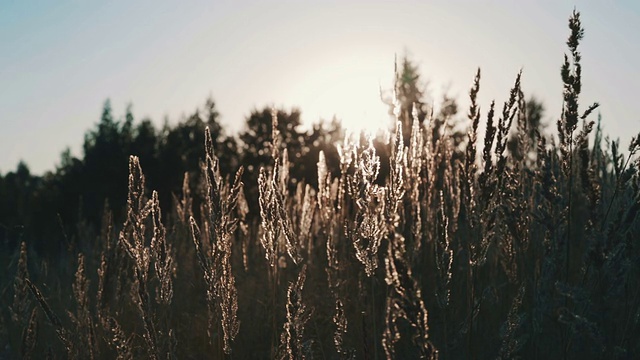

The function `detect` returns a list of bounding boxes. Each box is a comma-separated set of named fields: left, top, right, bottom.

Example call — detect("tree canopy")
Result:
left=0, top=58, right=548, bottom=257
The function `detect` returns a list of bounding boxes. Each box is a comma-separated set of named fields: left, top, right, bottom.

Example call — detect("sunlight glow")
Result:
left=287, top=53, right=392, bottom=133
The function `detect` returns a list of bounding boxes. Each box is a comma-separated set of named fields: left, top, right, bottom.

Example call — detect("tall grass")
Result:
left=1, top=9, right=639, bottom=359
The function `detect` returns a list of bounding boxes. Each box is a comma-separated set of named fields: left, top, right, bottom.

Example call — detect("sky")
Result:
left=1, top=0, right=639, bottom=174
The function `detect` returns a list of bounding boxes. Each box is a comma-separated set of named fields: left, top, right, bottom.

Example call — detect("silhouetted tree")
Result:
left=385, top=55, right=431, bottom=143
left=238, top=107, right=307, bottom=213
left=0, top=162, right=36, bottom=249
left=384, top=54, right=465, bottom=150
left=80, top=100, right=132, bottom=227
left=239, top=107, right=305, bottom=170
left=156, top=98, right=233, bottom=208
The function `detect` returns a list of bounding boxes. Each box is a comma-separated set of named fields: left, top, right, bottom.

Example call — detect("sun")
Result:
left=286, top=53, right=393, bottom=134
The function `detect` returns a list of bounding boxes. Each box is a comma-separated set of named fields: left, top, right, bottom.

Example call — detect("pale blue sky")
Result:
left=1, top=1, right=639, bottom=174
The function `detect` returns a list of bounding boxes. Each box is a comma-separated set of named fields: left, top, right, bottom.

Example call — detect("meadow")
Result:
left=1, top=10, right=639, bottom=359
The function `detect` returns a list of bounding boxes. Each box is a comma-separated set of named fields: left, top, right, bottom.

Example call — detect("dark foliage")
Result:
left=0, top=10, right=639, bottom=360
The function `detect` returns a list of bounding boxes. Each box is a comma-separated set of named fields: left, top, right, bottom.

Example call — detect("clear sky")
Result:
left=1, top=0, right=639, bottom=174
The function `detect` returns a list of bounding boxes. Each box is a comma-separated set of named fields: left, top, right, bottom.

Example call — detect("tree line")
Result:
left=0, top=55, right=545, bottom=259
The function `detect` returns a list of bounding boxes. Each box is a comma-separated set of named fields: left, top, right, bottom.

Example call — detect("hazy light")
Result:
left=1, top=1, right=639, bottom=174
left=285, top=51, right=392, bottom=133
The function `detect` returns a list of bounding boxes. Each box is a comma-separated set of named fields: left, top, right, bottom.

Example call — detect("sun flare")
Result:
left=287, top=53, right=392, bottom=134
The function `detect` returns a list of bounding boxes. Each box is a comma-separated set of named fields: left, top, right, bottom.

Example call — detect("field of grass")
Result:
left=1, top=10, right=640, bottom=360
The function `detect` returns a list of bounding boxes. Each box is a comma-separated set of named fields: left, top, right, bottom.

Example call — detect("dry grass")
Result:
left=1, top=9, right=639, bottom=360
